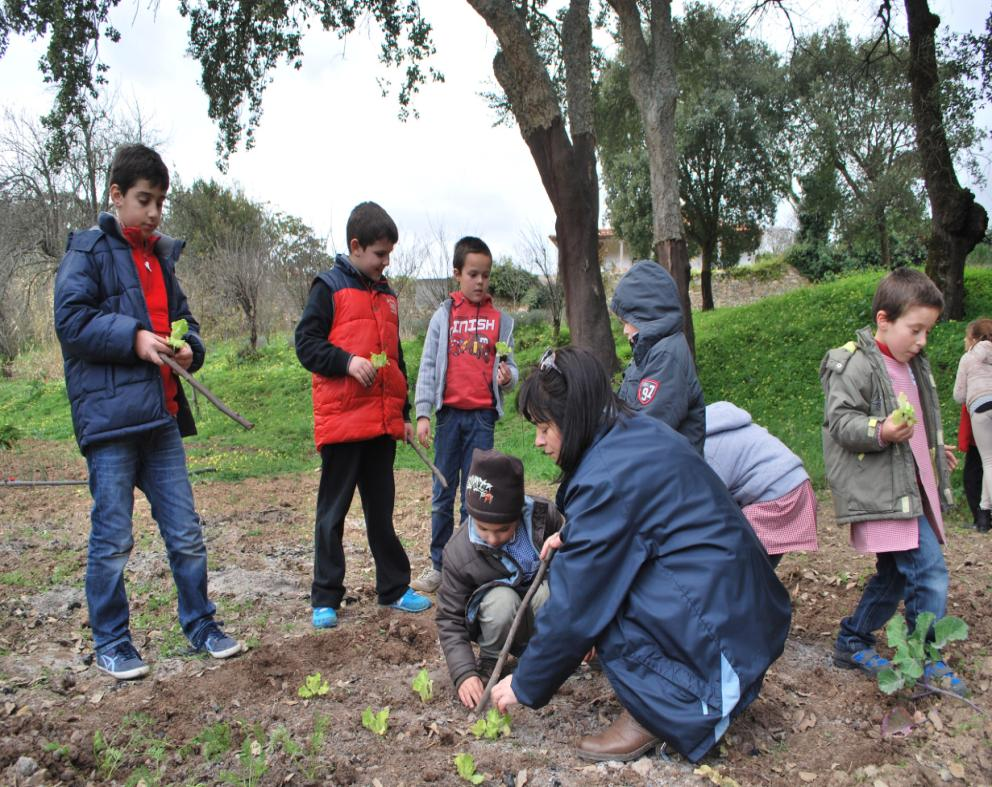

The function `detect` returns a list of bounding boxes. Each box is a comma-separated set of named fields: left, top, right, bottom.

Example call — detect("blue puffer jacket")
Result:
left=611, top=260, right=706, bottom=455
left=511, top=412, right=791, bottom=762
left=53, top=212, right=204, bottom=452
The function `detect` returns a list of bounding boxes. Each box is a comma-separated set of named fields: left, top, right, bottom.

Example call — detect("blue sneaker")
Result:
left=383, top=588, right=432, bottom=613
left=95, top=640, right=150, bottom=680
left=197, top=623, right=242, bottom=659
left=833, top=646, right=890, bottom=676
left=312, top=607, right=338, bottom=629
left=924, top=660, right=970, bottom=697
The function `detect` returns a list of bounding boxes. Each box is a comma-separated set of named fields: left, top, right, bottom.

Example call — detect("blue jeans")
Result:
left=85, top=422, right=215, bottom=653
left=430, top=407, right=496, bottom=569
left=836, top=516, right=948, bottom=653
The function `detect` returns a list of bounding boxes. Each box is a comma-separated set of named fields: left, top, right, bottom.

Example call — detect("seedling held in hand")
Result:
left=167, top=318, right=189, bottom=350
left=877, top=611, right=968, bottom=695
left=495, top=341, right=510, bottom=360
left=361, top=706, right=390, bottom=735
left=297, top=672, right=329, bottom=699
left=412, top=668, right=433, bottom=702
left=470, top=707, right=512, bottom=740
left=370, top=352, right=389, bottom=369
left=889, top=392, right=917, bottom=427
left=454, top=753, right=485, bottom=784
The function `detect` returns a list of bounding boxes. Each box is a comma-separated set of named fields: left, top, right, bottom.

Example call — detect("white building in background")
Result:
left=548, top=227, right=635, bottom=275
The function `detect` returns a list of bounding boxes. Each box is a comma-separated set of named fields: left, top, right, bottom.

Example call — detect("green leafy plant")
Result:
left=0, top=422, right=22, bottom=449
left=412, top=668, right=433, bottom=702
left=370, top=351, right=389, bottom=368
left=878, top=612, right=968, bottom=695
left=167, top=318, right=189, bottom=350
left=470, top=707, right=512, bottom=740
left=219, top=727, right=268, bottom=787
left=302, top=715, right=330, bottom=781
left=361, top=706, right=390, bottom=735
left=454, top=752, right=485, bottom=784
left=495, top=341, right=511, bottom=358
left=297, top=672, right=330, bottom=699
left=889, top=391, right=917, bottom=426
left=92, top=729, right=126, bottom=780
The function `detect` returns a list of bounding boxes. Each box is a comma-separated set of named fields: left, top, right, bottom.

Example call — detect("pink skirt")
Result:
left=741, top=479, right=819, bottom=555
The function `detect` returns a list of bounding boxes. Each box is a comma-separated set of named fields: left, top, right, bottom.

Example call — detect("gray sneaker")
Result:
left=411, top=567, right=442, bottom=593
left=95, top=640, right=150, bottom=680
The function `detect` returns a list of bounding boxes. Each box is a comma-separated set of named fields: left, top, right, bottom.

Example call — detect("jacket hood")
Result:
left=610, top=260, right=683, bottom=343
left=704, top=401, right=752, bottom=436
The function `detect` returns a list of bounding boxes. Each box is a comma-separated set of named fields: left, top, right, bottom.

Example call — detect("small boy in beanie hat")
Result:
left=436, top=448, right=563, bottom=709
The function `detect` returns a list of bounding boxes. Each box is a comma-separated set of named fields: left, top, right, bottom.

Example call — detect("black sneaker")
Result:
left=832, top=646, right=890, bottom=675
left=95, top=641, right=150, bottom=680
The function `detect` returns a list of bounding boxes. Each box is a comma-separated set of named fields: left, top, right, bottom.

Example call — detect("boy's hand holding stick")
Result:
left=157, top=352, right=254, bottom=430
left=406, top=436, right=448, bottom=489
left=475, top=542, right=558, bottom=714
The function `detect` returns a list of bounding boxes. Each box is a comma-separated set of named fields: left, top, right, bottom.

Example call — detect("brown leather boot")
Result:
left=575, top=710, right=661, bottom=762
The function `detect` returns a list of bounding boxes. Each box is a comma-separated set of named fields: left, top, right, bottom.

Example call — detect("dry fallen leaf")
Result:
left=516, top=769, right=528, bottom=786
left=798, top=771, right=817, bottom=782
left=948, top=762, right=965, bottom=779
left=927, top=709, right=943, bottom=732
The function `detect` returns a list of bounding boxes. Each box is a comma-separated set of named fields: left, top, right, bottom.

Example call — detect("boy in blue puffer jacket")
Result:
left=53, top=144, right=240, bottom=680
left=611, top=261, right=705, bottom=455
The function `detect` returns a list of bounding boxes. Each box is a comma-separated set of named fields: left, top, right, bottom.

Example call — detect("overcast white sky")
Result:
left=0, top=0, right=988, bottom=265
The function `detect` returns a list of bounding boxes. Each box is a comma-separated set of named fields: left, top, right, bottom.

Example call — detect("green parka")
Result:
left=820, top=326, right=953, bottom=524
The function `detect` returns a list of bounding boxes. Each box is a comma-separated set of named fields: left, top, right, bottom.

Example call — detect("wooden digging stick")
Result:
left=406, top=437, right=448, bottom=489
left=475, top=546, right=557, bottom=713
left=158, top=353, right=254, bottom=430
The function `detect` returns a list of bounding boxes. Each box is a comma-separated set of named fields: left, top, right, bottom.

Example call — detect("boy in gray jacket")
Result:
left=436, top=449, right=562, bottom=709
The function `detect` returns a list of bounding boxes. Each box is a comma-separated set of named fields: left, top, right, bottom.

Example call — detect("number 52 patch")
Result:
left=638, top=378, right=660, bottom=405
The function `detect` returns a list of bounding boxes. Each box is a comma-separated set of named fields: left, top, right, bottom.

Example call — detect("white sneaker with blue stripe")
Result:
left=95, top=641, right=150, bottom=680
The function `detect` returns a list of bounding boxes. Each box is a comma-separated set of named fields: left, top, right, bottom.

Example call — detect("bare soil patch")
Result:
left=1, top=441, right=991, bottom=786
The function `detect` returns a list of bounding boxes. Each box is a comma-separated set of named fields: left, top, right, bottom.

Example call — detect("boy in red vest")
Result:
left=54, top=144, right=240, bottom=680
left=295, top=201, right=431, bottom=628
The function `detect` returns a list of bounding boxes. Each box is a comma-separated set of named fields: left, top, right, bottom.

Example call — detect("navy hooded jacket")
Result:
left=611, top=260, right=706, bottom=455
left=53, top=212, right=204, bottom=452
left=510, top=412, right=791, bottom=762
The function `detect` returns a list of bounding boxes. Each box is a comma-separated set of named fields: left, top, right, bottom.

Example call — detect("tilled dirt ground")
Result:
left=1, top=439, right=991, bottom=786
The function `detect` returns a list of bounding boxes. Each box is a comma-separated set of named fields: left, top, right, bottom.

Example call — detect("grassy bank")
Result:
left=4, top=267, right=992, bottom=498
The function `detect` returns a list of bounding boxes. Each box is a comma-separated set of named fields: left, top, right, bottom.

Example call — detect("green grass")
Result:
left=5, top=267, right=992, bottom=498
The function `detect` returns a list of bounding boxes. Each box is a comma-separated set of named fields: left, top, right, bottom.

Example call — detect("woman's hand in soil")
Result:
left=491, top=675, right=517, bottom=714
left=458, top=676, right=485, bottom=709
left=540, top=532, right=562, bottom=560
left=417, top=417, right=432, bottom=449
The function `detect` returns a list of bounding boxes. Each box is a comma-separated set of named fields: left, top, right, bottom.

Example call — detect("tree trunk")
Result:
left=699, top=240, right=715, bottom=311
left=904, top=0, right=988, bottom=319
left=877, top=209, right=891, bottom=269
left=468, top=0, right=618, bottom=373
left=609, top=0, right=696, bottom=356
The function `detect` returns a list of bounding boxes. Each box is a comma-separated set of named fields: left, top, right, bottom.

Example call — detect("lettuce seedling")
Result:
left=370, top=352, right=389, bottom=369
left=412, top=668, right=433, bottom=703
left=167, top=319, right=189, bottom=350
left=889, top=392, right=917, bottom=427
left=297, top=672, right=329, bottom=699
left=454, top=753, right=485, bottom=784
left=361, top=706, right=389, bottom=736
left=470, top=707, right=511, bottom=740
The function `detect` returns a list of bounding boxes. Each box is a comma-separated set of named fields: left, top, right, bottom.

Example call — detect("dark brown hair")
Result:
left=967, top=318, right=992, bottom=345
left=871, top=267, right=944, bottom=323
left=346, top=201, right=398, bottom=249
left=109, top=144, right=170, bottom=195
left=453, top=236, right=492, bottom=271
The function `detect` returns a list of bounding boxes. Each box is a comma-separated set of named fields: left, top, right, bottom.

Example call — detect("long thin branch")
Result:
left=159, top=354, right=254, bottom=430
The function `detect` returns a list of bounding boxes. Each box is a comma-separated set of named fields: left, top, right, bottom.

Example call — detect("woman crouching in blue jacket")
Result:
left=490, top=346, right=791, bottom=763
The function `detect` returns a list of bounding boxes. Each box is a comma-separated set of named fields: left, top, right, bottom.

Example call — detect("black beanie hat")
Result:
left=465, top=448, right=525, bottom=524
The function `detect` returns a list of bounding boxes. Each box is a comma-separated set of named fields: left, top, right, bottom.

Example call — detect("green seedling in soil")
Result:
left=191, top=722, right=233, bottom=762
left=495, top=341, right=511, bottom=358
left=302, top=715, right=331, bottom=781
left=43, top=741, right=70, bottom=759
left=370, top=351, right=389, bottom=369
left=167, top=318, right=189, bottom=350
left=454, top=752, right=486, bottom=784
left=878, top=612, right=968, bottom=696
left=219, top=726, right=268, bottom=787
left=470, top=707, right=512, bottom=740
left=412, top=668, right=433, bottom=702
left=298, top=672, right=330, bottom=699
left=361, top=706, right=390, bottom=735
